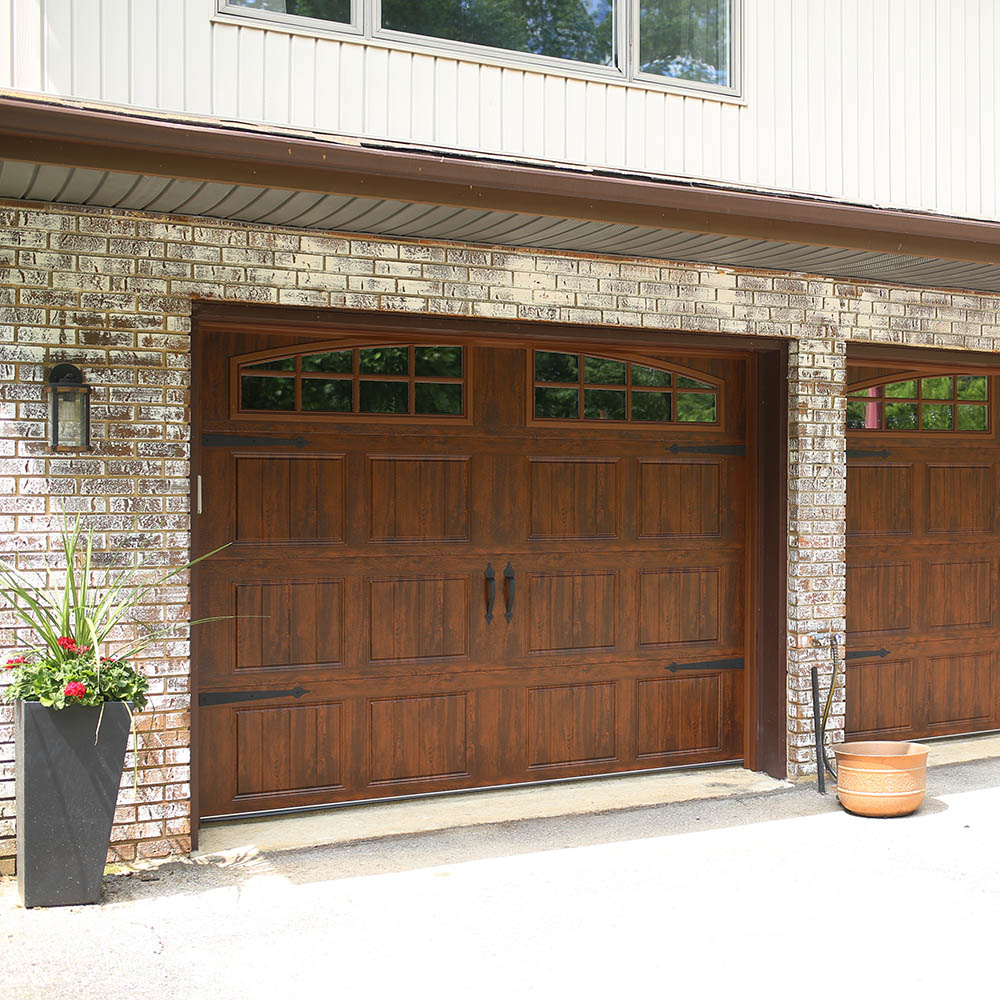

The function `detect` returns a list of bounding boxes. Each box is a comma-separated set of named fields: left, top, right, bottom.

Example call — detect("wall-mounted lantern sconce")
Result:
left=45, top=364, right=91, bottom=452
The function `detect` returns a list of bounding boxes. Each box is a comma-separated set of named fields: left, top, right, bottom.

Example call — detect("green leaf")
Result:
left=0, top=521, right=231, bottom=711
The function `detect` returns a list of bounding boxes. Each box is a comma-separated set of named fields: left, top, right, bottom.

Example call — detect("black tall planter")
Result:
left=15, top=701, right=131, bottom=908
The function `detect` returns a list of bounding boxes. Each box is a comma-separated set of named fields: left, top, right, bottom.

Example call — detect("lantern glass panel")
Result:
left=52, top=388, right=88, bottom=449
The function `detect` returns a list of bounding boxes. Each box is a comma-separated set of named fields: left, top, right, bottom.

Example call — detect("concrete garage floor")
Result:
left=3, top=734, right=1000, bottom=1000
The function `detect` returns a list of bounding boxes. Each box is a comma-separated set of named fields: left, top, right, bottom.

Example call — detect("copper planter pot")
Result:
left=832, top=741, right=929, bottom=817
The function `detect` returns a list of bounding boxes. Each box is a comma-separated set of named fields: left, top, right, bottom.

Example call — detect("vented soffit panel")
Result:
left=2, top=159, right=1000, bottom=295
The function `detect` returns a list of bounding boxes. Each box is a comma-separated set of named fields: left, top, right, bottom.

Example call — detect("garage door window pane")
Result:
left=584, top=388, right=626, bottom=420
left=536, top=351, right=579, bottom=383
left=957, top=376, right=988, bottom=400
left=639, top=0, right=731, bottom=86
left=415, top=383, right=463, bottom=415
left=884, top=402, right=917, bottom=430
left=632, top=364, right=672, bottom=387
left=245, top=357, right=296, bottom=372
left=677, top=392, right=717, bottom=422
left=921, top=376, right=953, bottom=399
left=884, top=380, right=917, bottom=398
left=676, top=374, right=713, bottom=389
left=303, top=350, right=353, bottom=373
left=957, top=405, right=988, bottom=430
left=535, top=386, right=579, bottom=419
left=381, top=0, right=616, bottom=67
left=847, top=400, right=871, bottom=429
left=241, top=376, right=295, bottom=410
left=360, top=381, right=409, bottom=413
left=584, top=357, right=626, bottom=385
left=360, top=346, right=408, bottom=375
left=302, top=379, right=353, bottom=412
left=632, top=391, right=672, bottom=421
left=922, top=403, right=953, bottom=430
left=415, top=346, right=463, bottom=378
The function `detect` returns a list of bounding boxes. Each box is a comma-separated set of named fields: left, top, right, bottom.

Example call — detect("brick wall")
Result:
left=2, top=199, right=1000, bottom=872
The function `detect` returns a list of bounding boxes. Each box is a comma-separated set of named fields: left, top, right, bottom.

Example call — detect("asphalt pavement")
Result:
left=2, top=756, right=999, bottom=1000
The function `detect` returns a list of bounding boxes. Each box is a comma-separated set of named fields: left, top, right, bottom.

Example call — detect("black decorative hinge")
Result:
left=847, top=448, right=891, bottom=459
left=199, top=685, right=309, bottom=706
left=667, top=656, right=745, bottom=672
left=667, top=443, right=746, bottom=456
left=845, top=648, right=890, bottom=661
left=202, top=433, right=310, bottom=449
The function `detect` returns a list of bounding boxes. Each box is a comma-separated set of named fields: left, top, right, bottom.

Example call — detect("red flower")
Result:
left=57, top=636, right=78, bottom=652
left=4, top=656, right=26, bottom=669
left=63, top=681, right=87, bottom=699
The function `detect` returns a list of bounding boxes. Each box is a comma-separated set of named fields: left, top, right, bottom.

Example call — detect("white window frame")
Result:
left=218, top=0, right=364, bottom=38
left=216, top=0, right=743, bottom=101
left=630, top=0, right=741, bottom=97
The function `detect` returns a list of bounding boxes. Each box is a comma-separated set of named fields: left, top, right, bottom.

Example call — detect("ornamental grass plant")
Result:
left=1, top=516, right=226, bottom=712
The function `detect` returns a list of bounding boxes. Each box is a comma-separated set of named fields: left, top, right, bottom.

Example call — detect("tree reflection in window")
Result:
left=847, top=375, right=989, bottom=432
left=238, top=345, right=464, bottom=417
left=381, top=0, right=615, bottom=66
left=533, top=350, right=718, bottom=424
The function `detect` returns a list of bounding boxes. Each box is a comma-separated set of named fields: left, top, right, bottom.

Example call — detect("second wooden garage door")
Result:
left=195, top=330, right=749, bottom=818
left=847, top=364, right=1000, bottom=741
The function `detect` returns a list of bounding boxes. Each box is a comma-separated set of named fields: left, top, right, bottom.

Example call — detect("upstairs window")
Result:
left=847, top=375, right=990, bottom=433
left=638, top=1, right=732, bottom=87
left=227, top=0, right=351, bottom=28
left=221, top=1, right=739, bottom=96
left=382, top=1, right=616, bottom=68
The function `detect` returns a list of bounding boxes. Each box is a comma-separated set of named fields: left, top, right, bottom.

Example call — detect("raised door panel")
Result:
left=638, top=568, right=721, bottom=646
left=369, top=456, right=471, bottom=542
left=235, top=454, right=345, bottom=542
left=846, top=563, right=912, bottom=635
left=235, top=580, right=343, bottom=670
left=235, top=701, right=345, bottom=797
left=368, top=577, right=469, bottom=662
left=847, top=465, right=912, bottom=536
left=636, top=675, right=723, bottom=757
left=846, top=660, right=914, bottom=738
left=924, top=561, right=992, bottom=629
left=923, top=653, right=994, bottom=730
left=527, top=682, right=616, bottom=768
left=926, top=465, right=993, bottom=534
left=528, top=458, right=619, bottom=539
left=368, top=693, right=469, bottom=784
left=527, top=572, right=617, bottom=652
left=638, top=460, right=721, bottom=538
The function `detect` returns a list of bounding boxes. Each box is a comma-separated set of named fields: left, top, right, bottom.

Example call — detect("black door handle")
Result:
left=503, top=562, right=515, bottom=623
left=485, top=563, right=496, bottom=623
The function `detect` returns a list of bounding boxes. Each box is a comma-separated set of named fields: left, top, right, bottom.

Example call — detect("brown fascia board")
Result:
left=2, top=93, right=1000, bottom=266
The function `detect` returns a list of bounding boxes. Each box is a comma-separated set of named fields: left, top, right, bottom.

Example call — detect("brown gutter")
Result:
left=2, top=94, right=999, bottom=266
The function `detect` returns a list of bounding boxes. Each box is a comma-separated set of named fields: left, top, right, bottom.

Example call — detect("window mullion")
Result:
left=622, top=0, right=635, bottom=83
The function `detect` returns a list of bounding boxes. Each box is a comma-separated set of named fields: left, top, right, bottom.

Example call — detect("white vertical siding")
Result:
left=3, top=0, right=1000, bottom=221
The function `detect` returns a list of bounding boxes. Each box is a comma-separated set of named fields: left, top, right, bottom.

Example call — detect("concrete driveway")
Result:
left=3, top=757, right=999, bottom=1000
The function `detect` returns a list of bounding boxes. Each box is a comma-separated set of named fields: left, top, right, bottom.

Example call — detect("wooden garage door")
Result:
left=846, top=366, right=1000, bottom=741
left=194, top=330, right=749, bottom=818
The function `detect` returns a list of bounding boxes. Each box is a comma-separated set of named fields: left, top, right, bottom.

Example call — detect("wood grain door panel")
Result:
left=195, top=334, right=749, bottom=817
left=847, top=369, right=1000, bottom=740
